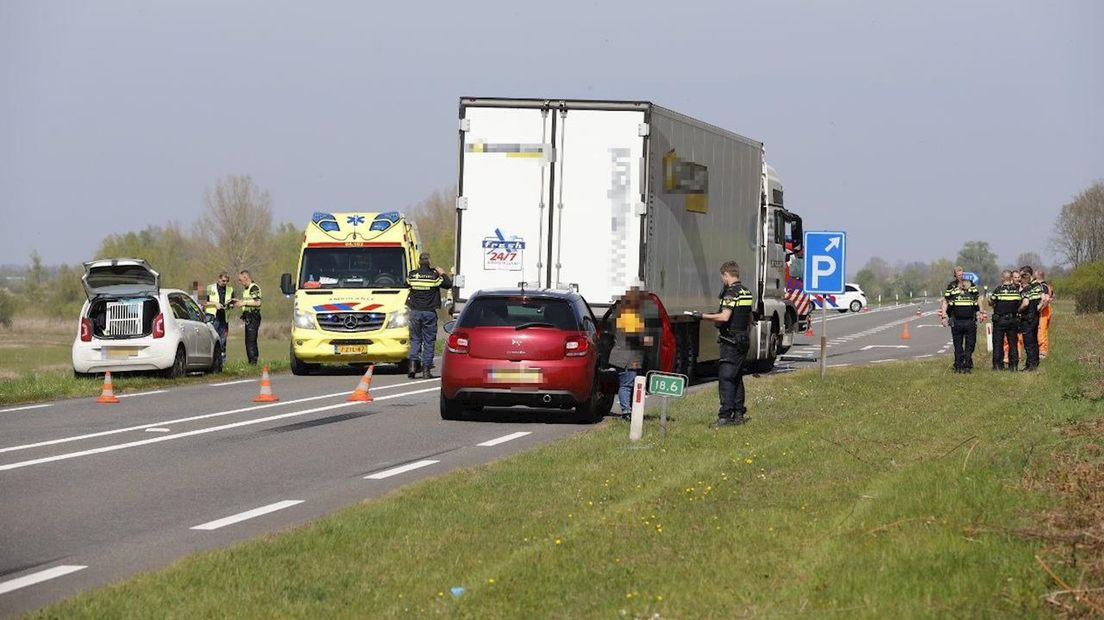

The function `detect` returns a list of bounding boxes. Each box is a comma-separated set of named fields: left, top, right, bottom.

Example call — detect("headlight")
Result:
left=386, top=310, right=410, bottom=329
left=293, top=306, right=316, bottom=330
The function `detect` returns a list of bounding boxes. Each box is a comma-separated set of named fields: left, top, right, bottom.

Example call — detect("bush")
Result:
left=0, top=289, right=12, bottom=328
left=1056, top=261, right=1104, bottom=313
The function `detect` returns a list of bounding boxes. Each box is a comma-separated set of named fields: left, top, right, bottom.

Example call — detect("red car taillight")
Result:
left=152, top=313, right=165, bottom=339
left=565, top=335, right=589, bottom=357
left=447, top=331, right=470, bottom=354
left=80, top=318, right=92, bottom=342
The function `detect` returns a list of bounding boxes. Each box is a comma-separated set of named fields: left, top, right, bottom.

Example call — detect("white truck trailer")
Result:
left=452, top=97, right=805, bottom=376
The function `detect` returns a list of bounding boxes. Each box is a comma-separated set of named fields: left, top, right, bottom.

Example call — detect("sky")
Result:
left=2, top=0, right=1101, bottom=273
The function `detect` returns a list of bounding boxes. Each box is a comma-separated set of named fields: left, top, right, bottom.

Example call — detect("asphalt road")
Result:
left=0, top=300, right=962, bottom=616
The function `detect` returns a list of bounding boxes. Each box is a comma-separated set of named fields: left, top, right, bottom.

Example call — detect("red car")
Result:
left=440, top=289, right=612, bottom=421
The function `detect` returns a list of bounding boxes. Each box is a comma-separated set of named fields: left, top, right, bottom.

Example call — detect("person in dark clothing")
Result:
left=943, top=278, right=982, bottom=373
left=1019, top=265, right=1044, bottom=371
left=988, top=270, right=1025, bottom=370
left=688, top=261, right=755, bottom=428
left=406, top=252, right=452, bottom=379
left=233, top=270, right=262, bottom=365
left=605, top=287, right=661, bottom=417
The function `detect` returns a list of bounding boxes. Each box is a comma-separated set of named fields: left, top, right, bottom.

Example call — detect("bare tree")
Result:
left=1014, top=252, right=1043, bottom=271
left=195, top=175, right=274, bottom=275
left=1050, top=181, right=1104, bottom=268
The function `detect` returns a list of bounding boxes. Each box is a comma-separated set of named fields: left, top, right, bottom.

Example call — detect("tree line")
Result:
left=0, top=176, right=457, bottom=327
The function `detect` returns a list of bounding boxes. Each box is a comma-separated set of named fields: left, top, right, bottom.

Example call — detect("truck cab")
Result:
left=280, top=211, right=421, bottom=375
left=756, top=165, right=804, bottom=367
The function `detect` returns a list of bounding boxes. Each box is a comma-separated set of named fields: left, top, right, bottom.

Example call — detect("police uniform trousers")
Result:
left=243, top=312, right=261, bottom=365
left=1021, top=313, right=1040, bottom=369
left=408, top=309, right=438, bottom=370
left=991, top=314, right=1018, bottom=369
left=950, top=317, right=977, bottom=370
left=718, top=333, right=750, bottom=418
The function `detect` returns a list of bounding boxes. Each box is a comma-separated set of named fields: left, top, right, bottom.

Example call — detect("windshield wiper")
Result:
left=515, top=322, right=556, bottom=330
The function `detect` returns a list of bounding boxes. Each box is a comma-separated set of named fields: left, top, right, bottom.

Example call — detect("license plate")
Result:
left=486, top=368, right=542, bottom=384
left=105, top=347, right=139, bottom=360
left=335, top=344, right=369, bottom=355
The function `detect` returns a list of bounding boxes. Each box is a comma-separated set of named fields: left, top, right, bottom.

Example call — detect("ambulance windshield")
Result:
left=299, top=247, right=408, bottom=289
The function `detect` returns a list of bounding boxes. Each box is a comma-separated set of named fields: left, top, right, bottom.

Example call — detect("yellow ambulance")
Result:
left=280, top=211, right=421, bottom=375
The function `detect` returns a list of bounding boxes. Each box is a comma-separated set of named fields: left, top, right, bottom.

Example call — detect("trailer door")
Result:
left=549, top=108, right=646, bottom=307
left=457, top=107, right=553, bottom=301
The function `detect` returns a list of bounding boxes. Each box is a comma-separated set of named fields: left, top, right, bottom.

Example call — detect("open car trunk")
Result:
left=86, top=296, right=160, bottom=339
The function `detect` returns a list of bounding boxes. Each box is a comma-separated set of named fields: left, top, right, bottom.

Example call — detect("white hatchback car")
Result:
left=809, top=282, right=868, bottom=313
left=72, top=258, right=222, bottom=377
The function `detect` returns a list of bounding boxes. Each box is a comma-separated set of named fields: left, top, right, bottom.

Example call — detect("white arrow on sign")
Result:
left=825, top=237, right=840, bottom=252
left=860, top=345, right=910, bottom=350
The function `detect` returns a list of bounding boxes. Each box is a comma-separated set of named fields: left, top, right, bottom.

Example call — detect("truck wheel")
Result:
left=673, top=323, right=698, bottom=385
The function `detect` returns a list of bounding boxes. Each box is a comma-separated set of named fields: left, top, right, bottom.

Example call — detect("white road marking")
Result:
left=915, top=354, right=934, bottom=358
left=0, top=404, right=52, bottom=414
left=364, top=460, right=439, bottom=479
left=0, top=565, right=87, bottom=595
left=0, top=387, right=441, bottom=472
left=118, top=390, right=168, bottom=398
left=0, top=379, right=440, bottom=455
left=145, top=428, right=171, bottom=433
left=827, top=363, right=851, bottom=368
left=191, top=500, right=303, bottom=531
left=477, top=431, right=532, bottom=447
left=870, top=359, right=896, bottom=364
left=860, top=345, right=909, bottom=351
left=208, top=379, right=254, bottom=387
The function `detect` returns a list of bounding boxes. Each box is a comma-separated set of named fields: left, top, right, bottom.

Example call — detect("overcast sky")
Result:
left=2, top=0, right=1101, bottom=272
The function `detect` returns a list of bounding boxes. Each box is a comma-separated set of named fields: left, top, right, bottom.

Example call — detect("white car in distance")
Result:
left=72, top=258, right=222, bottom=378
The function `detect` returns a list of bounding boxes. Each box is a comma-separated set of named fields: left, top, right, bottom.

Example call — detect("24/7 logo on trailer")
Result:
left=482, top=228, right=526, bottom=271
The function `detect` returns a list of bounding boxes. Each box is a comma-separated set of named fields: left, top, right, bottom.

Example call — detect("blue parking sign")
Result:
left=803, top=231, right=846, bottom=295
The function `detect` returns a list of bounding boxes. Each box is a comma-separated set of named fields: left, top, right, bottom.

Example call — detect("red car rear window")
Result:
left=458, top=297, right=580, bottom=330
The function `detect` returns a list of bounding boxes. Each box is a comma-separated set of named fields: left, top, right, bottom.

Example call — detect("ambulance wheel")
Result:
left=289, top=344, right=317, bottom=376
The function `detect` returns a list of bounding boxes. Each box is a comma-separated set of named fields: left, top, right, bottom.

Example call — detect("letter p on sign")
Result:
left=802, top=231, right=847, bottom=295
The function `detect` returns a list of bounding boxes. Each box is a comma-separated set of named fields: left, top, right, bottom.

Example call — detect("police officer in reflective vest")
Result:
left=943, top=278, right=981, bottom=373
left=1019, top=265, right=1044, bottom=371
left=690, top=261, right=755, bottom=427
left=203, top=272, right=234, bottom=363
left=939, top=265, right=976, bottom=327
left=234, top=270, right=262, bottom=365
left=988, top=270, right=1025, bottom=371
left=406, top=252, right=452, bottom=379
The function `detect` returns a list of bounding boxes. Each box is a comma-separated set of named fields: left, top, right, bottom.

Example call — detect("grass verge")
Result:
left=29, top=312, right=1104, bottom=618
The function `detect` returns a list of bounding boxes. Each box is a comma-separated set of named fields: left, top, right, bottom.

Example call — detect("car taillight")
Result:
left=447, top=331, right=469, bottom=354
left=565, top=335, right=589, bottom=357
left=80, top=318, right=92, bottom=342
left=153, top=313, right=165, bottom=339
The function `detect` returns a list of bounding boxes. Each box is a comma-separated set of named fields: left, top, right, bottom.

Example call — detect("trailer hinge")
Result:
left=459, top=118, right=470, bottom=132
left=638, top=123, right=650, bottom=137
left=635, top=202, right=647, bottom=216
left=456, top=196, right=468, bottom=211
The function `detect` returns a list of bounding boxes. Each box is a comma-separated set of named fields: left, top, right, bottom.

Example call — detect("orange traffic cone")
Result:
left=803, top=324, right=815, bottom=337
left=347, top=365, right=375, bottom=402
left=253, top=365, right=279, bottom=402
left=901, top=321, right=912, bottom=341
left=96, top=371, right=120, bottom=404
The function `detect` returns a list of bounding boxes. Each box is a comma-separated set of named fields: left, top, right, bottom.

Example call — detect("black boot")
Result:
left=422, top=367, right=433, bottom=379
left=408, top=359, right=422, bottom=379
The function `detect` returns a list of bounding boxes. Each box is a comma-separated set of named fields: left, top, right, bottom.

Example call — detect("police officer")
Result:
left=233, top=270, right=262, bottom=365
left=406, top=252, right=452, bottom=379
left=942, top=278, right=981, bottom=373
left=203, top=272, right=234, bottom=363
left=939, top=266, right=977, bottom=328
left=688, top=261, right=755, bottom=427
left=988, top=270, right=1024, bottom=371
left=1019, top=265, right=1044, bottom=371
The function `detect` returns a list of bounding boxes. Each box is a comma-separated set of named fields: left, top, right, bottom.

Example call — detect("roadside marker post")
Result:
left=646, top=371, right=687, bottom=438
left=628, top=375, right=646, bottom=442
left=803, top=231, right=847, bottom=379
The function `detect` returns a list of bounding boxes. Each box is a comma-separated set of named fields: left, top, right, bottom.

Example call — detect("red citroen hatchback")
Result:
left=440, top=289, right=610, bottom=421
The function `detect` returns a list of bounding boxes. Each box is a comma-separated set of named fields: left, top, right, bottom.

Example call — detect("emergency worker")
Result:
left=1019, top=265, right=1044, bottom=371
left=233, top=270, right=262, bottom=365
left=406, top=252, right=452, bottom=379
left=688, top=261, right=755, bottom=427
left=988, top=270, right=1024, bottom=371
left=943, top=278, right=981, bottom=373
left=203, top=272, right=233, bottom=363
left=939, top=266, right=974, bottom=323
left=1036, top=269, right=1053, bottom=358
